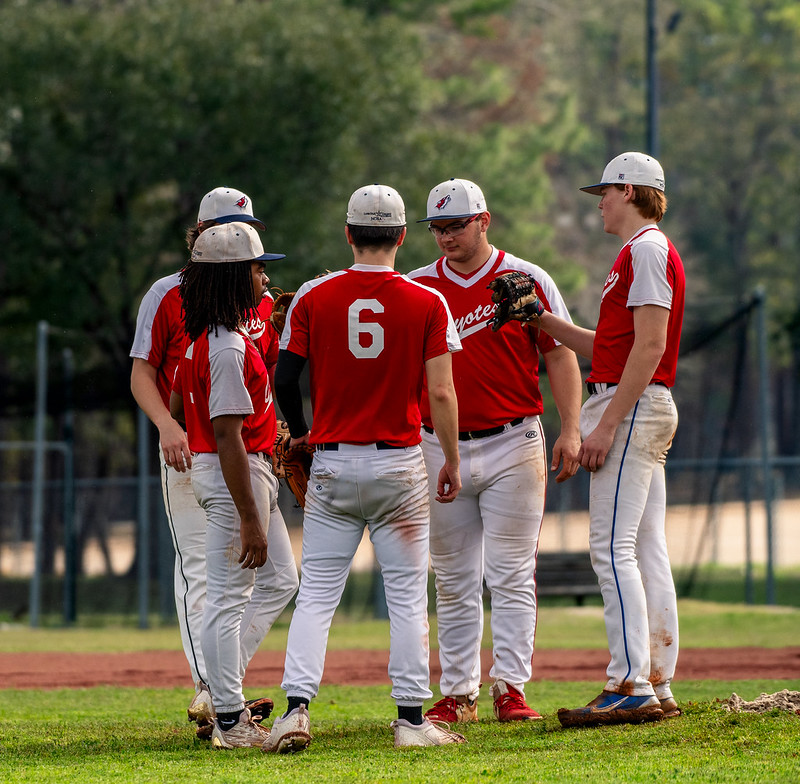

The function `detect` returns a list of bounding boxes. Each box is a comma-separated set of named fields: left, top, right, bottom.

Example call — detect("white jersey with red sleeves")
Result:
left=173, top=327, right=277, bottom=454
left=588, top=225, right=685, bottom=387
left=131, top=274, right=278, bottom=405
left=407, top=247, right=573, bottom=431
left=279, top=264, right=461, bottom=446
left=130, top=272, right=186, bottom=407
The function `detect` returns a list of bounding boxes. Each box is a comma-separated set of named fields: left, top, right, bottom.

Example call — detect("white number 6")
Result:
left=348, top=299, right=384, bottom=358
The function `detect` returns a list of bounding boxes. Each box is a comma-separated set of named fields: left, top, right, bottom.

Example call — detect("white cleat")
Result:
left=261, top=705, right=312, bottom=754
left=390, top=718, right=466, bottom=747
left=211, top=708, right=270, bottom=749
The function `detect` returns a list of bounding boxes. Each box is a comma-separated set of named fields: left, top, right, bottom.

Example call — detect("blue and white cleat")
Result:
left=558, top=690, right=664, bottom=728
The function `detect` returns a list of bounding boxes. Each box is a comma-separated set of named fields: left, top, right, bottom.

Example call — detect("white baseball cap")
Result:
left=197, top=187, right=266, bottom=230
left=190, top=222, right=285, bottom=264
left=346, top=184, right=406, bottom=227
left=580, top=152, right=665, bottom=195
left=418, top=178, right=487, bottom=222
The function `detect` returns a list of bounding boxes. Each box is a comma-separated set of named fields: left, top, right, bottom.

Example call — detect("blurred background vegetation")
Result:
left=1, top=0, right=799, bottom=619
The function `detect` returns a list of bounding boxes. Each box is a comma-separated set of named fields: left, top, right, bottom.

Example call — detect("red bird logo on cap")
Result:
left=236, top=196, right=248, bottom=209
left=435, top=195, right=451, bottom=211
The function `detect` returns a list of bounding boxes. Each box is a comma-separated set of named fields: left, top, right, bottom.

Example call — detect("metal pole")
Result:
left=754, top=287, right=776, bottom=604
left=646, top=0, right=659, bottom=157
left=29, top=320, right=49, bottom=628
left=137, top=407, right=151, bottom=628
left=62, top=347, right=77, bottom=625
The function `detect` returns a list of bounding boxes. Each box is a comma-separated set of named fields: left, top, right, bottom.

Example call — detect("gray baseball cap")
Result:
left=580, top=152, right=665, bottom=195
left=190, top=222, right=285, bottom=263
left=418, top=178, right=487, bottom=222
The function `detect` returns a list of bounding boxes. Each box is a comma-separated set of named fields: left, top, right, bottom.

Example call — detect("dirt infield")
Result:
left=4, top=647, right=800, bottom=690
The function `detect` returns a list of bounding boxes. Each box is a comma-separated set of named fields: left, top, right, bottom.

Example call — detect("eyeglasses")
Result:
left=428, top=213, right=481, bottom=238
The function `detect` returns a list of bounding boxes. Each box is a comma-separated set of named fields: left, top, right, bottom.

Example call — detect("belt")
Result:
left=422, top=417, right=525, bottom=441
left=315, top=442, right=405, bottom=452
left=252, top=452, right=272, bottom=462
left=586, top=381, right=668, bottom=395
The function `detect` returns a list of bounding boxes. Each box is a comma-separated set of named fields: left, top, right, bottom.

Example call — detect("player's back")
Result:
left=283, top=266, right=456, bottom=446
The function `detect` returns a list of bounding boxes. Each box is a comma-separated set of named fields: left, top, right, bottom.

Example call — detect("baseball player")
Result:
left=534, top=153, right=685, bottom=727
left=170, top=221, right=298, bottom=749
left=130, top=188, right=294, bottom=731
left=265, top=184, right=465, bottom=751
left=408, top=178, right=582, bottom=724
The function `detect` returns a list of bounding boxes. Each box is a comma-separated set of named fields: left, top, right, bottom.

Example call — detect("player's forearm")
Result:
left=131, top=359, right=174, bottom=431
left=537, top=312, right=595, bottom=360
left=542, top=345, right=583, bottom=437
left=213, top=417, right=263, bottom=528
left=428, top=388, right=460, bottom=466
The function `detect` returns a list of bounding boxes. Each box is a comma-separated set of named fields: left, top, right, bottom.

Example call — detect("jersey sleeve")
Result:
left=628, top=232, right=672, bottom=309
left=208, top=337, right=254, bottom=419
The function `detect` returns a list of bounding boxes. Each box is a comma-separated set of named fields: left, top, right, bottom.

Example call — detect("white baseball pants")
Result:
left=159, top=446, right=207, bottom=688
left=581, top=384, right=679, bottom=699
left=421, top=417, right=546, bottom=702
left=192, top=452, right=299, bottom=714
left=281, top=444, right=433, bottom=707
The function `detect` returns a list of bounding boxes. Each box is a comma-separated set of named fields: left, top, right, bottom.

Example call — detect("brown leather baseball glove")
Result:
left=271, top=420, right=314, bottom=508
left=270, top=290, right=295, bottom=336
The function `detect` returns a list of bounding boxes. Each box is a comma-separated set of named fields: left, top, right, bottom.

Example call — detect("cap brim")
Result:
left=416, top=211, right=481, bottom=223
left=208, top=213, right=267, bottom=231
left=256, top=252, right=286, bottom=261
left=579, top=183, right=608, bottom=195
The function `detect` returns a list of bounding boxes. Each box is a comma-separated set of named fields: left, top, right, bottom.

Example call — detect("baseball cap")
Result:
left=190, top=222, right=286, bottom=264
left=197, top=187, right=266, bottom=230
left=418, top=178, right=487, bottom=222
left=346, top=183, right=406, bottom=227
left=580, top=152, right=665, bottom=195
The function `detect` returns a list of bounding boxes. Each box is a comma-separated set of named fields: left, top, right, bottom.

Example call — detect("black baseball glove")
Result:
left=487, top=271, right=545, bottom=332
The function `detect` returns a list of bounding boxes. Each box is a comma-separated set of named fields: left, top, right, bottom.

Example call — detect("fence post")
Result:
left=754, top=287, right=776, bottom=604
left=137, top=408, right=151, bottom=628
left=29, top=320, right=49, bottom=628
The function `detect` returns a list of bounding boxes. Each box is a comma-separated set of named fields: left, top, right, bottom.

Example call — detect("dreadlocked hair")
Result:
left=180, top=259, right=260, bottom=342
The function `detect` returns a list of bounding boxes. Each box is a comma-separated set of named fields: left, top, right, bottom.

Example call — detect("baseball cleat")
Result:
left=424, top=695, right=478, bottom=723
left=557, top=691, right=664, bottom=728
left=261, top=705, right=312, bottom=754
left=211, top=708, right=271, bottom=749
left=659, top=696, right=682, bottom=718
left=188, top=684, right=214, bottom=724
left=391, top=718, right=466, bottom=747
left=491, top=680, right=543, bottom=721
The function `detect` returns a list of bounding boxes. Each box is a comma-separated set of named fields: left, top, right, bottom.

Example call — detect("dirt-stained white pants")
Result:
left=192, top=452, right=298, bottom=714
left=581, top=384, right=679, bottom=699
left=421, top=416, right=546, bottom=702
left=281, top=444, right=433, bottom=707
left=160, top=446, right=207, bottom=688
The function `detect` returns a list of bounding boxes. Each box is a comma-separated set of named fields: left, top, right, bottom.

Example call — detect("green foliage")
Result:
left=1, top=682, right=799, bottom=783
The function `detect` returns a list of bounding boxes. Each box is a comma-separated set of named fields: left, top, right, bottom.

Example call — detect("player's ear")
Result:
left=479, top=211, right=491, bottom=231
left=396, top=227, right=407, bottom=247
left=344, top=225, right=354, bottom=246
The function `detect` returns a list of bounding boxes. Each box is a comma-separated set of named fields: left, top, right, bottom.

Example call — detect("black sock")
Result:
left=216, top=710, right=241, bottom=731
left=398, top=706, right=424, bottom=725
left=285, top=696, right=310, bottom=717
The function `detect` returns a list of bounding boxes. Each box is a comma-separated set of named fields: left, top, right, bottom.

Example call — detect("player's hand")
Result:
left=551, top=431, right=581, bottom=483
left=435, top=462, right=461, bottom=503
left=239, top=519, right=268, bottom=569
left=578, top=424, right=615, bottom=473
left=160, top=419, right=193, bottom=472
left=289, top=431, right=311, bottom=449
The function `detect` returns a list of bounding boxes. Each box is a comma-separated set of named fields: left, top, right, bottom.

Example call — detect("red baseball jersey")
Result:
left=130, top=272, right=186, bottom=407
left=173, top=327, right=277, bottom=454
left=588, top=225, right=685, bottom=387
left=408, top=248, right=573, bottom=431
left=279, top=264, right=461, bottom=446
left=131, top=275, right=278, bottom=406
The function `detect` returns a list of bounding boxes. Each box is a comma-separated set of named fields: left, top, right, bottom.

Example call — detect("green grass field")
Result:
left=1, top=601, right=799, bottom=783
